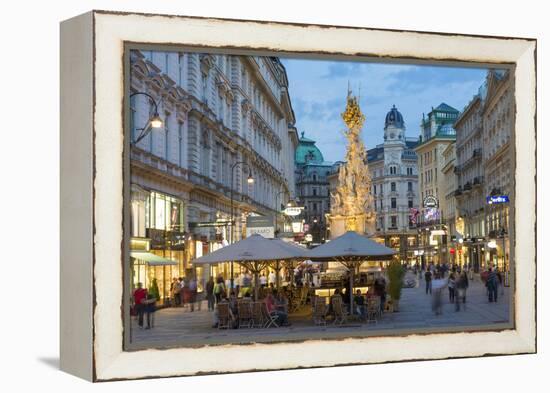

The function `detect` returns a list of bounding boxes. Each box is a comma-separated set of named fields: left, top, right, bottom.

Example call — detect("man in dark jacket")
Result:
left=455, top=271, right=469, bottom=311
left=206, top=276, right=215, bottom=311
left=424, top=269, right=433, bottom=294
left=487, top=268, right=498, bottom=302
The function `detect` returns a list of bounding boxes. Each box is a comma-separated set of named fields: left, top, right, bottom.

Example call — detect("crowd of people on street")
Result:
left=414, top=261, right=505, bottom=316
left=168, top=276, right=200, bottom=311
left=132, top=260, right=508, bottom=332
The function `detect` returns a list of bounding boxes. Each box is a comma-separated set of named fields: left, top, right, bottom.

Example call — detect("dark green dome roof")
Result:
left=296, top=132, right=325, bottom=164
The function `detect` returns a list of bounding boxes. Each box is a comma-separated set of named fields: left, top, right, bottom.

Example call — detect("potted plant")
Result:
left=387, top=259, right=405, bottom=312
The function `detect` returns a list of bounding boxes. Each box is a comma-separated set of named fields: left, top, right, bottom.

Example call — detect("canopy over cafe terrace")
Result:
left=190, top=231, right=397, bottom=328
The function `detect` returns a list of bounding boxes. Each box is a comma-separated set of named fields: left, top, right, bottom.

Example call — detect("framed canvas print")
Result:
left=60, top=10, right=537, bottom=381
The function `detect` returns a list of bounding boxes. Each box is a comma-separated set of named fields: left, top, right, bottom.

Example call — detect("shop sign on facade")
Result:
left=423, top=195, right=439, bottom=208
left=146, top=228, right=166, bottom=249
left=246, top=215, right=275, bottom=238
left=486, top=195, right=509, bottom=204
left=284, top=206, right=304, bottom=216
left=169, top=231, right=186, bottom=250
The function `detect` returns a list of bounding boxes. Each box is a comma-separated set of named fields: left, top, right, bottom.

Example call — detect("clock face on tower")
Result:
left=390, top=132, right=395, bottom=139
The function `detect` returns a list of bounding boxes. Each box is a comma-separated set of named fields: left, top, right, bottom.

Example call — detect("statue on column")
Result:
left=329, top=89, right=376, bottom=237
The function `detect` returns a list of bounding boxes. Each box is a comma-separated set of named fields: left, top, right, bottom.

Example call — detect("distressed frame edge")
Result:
left=89, top=11, right=536, bottom=381
left=59, top=11, right=96, bottom=382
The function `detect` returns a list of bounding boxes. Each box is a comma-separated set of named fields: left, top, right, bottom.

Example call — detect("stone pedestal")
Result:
left=327, top=213, right=375, bottom=239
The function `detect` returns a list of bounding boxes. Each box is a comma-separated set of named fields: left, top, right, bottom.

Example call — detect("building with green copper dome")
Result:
left=295, top=132, right=334, bottom=244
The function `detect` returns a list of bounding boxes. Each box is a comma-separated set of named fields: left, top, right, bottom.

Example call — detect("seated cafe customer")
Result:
left=275, top=290, right=289, bottom=314
left=354, top=289, right=365, bottom=317
left=265, top=291, right=289, bottom=326
left=327, top=288, right=343, bottom=317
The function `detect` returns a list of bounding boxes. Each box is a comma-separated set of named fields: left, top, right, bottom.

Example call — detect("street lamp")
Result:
left=130, top=92, right=164, bottom=144
left=230, top=161, right=254, bottom=289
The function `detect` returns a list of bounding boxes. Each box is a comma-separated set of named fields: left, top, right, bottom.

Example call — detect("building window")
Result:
left=389, top=166, right=397, bottom=175
left=178, top=121, right=184, bottom=167
left=391, top=182, right=396, bottom=192
left=391, top=216, right=397, bottom=228
left=200, top=130, right=210, bottom=176
left=164, top=112, right=171, bottom=160
left=380, top=200, right=383, bottom=209
left=391, top=198, right=397, bottom=209
left=313, top=188, right=317, bottom=196
left=373, top=185, right=377, bottom=195
left=201, top=74, right=208, bottom=102
left=407, top=167, right=413, bottom=176
left=218, top=93, right=224, bottom=122
left=313, top=203, right=317, bottom=212
left=408, top=199, right=413, bottom=208
left=408, top=181, right=413, bottom=192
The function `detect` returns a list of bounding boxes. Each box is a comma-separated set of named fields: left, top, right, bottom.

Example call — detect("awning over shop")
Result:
left=130, top=251, right=178, bottom=266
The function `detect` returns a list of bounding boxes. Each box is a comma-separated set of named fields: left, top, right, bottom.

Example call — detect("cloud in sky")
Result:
left=280, top=57, right=487, bottom=162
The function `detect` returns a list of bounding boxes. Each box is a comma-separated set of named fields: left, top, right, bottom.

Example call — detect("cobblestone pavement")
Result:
left=130, top=272, right=511, bottom=348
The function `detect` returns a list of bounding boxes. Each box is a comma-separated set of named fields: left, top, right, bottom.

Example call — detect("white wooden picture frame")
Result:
left=60, top=10, right=536, bottom=381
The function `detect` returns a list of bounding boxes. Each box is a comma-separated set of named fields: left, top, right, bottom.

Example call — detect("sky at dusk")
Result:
left=280, top=58, right=488, bottom=163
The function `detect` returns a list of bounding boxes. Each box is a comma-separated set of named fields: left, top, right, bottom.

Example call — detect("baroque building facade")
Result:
left=294, top=132, right=333, bottom=244
left=369, top=106, right=420, bottom=264
left=441, top=142, right=457, bottom=263
left=129, top=50, right=299, bottom=301
left=453, top=69, right=514, bottom=272
left=454, top=88, right=486, bottom=271
left=414, top=103, right=459, bottom=266
left=482, top=70, right=514, bottom=271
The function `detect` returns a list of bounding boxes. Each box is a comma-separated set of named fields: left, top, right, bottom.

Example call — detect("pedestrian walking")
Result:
left=496, top=268, right=504, bottom=296
left=260, top=273, right=267, bottom=288
left=455, top=271, right=469, bottom=311
left=188, top=276, right=198, bottom=311
left=268, top=270, right=276, bottom=287
left=144, top=292, right=156, bottom=329
left=178, top=277, right=185, bottom=307
left=424, top=269, right=433, bottom=294
left=431, top=277, right=447, bottom=316
left=132, top=282, right=148, bottom=329
left=206, top=276, right=215, bottom=311
left=448, top=273, right=456, bottom=303
left=373, top=276, right=387, bottom=314
left=214, top=276, right=226, bottom=303
left=170, top=278, right=181, bottom=307
left=486, top=268, right=498, bottom=302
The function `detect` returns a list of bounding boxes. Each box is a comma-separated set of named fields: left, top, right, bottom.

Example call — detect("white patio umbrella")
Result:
left=307, top=231, right=397, bottom=308
left=192, top=234, right=306, bottom=299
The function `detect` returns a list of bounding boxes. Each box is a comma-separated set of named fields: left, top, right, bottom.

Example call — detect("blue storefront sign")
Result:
left=486, top=195, right=509, bottom=204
